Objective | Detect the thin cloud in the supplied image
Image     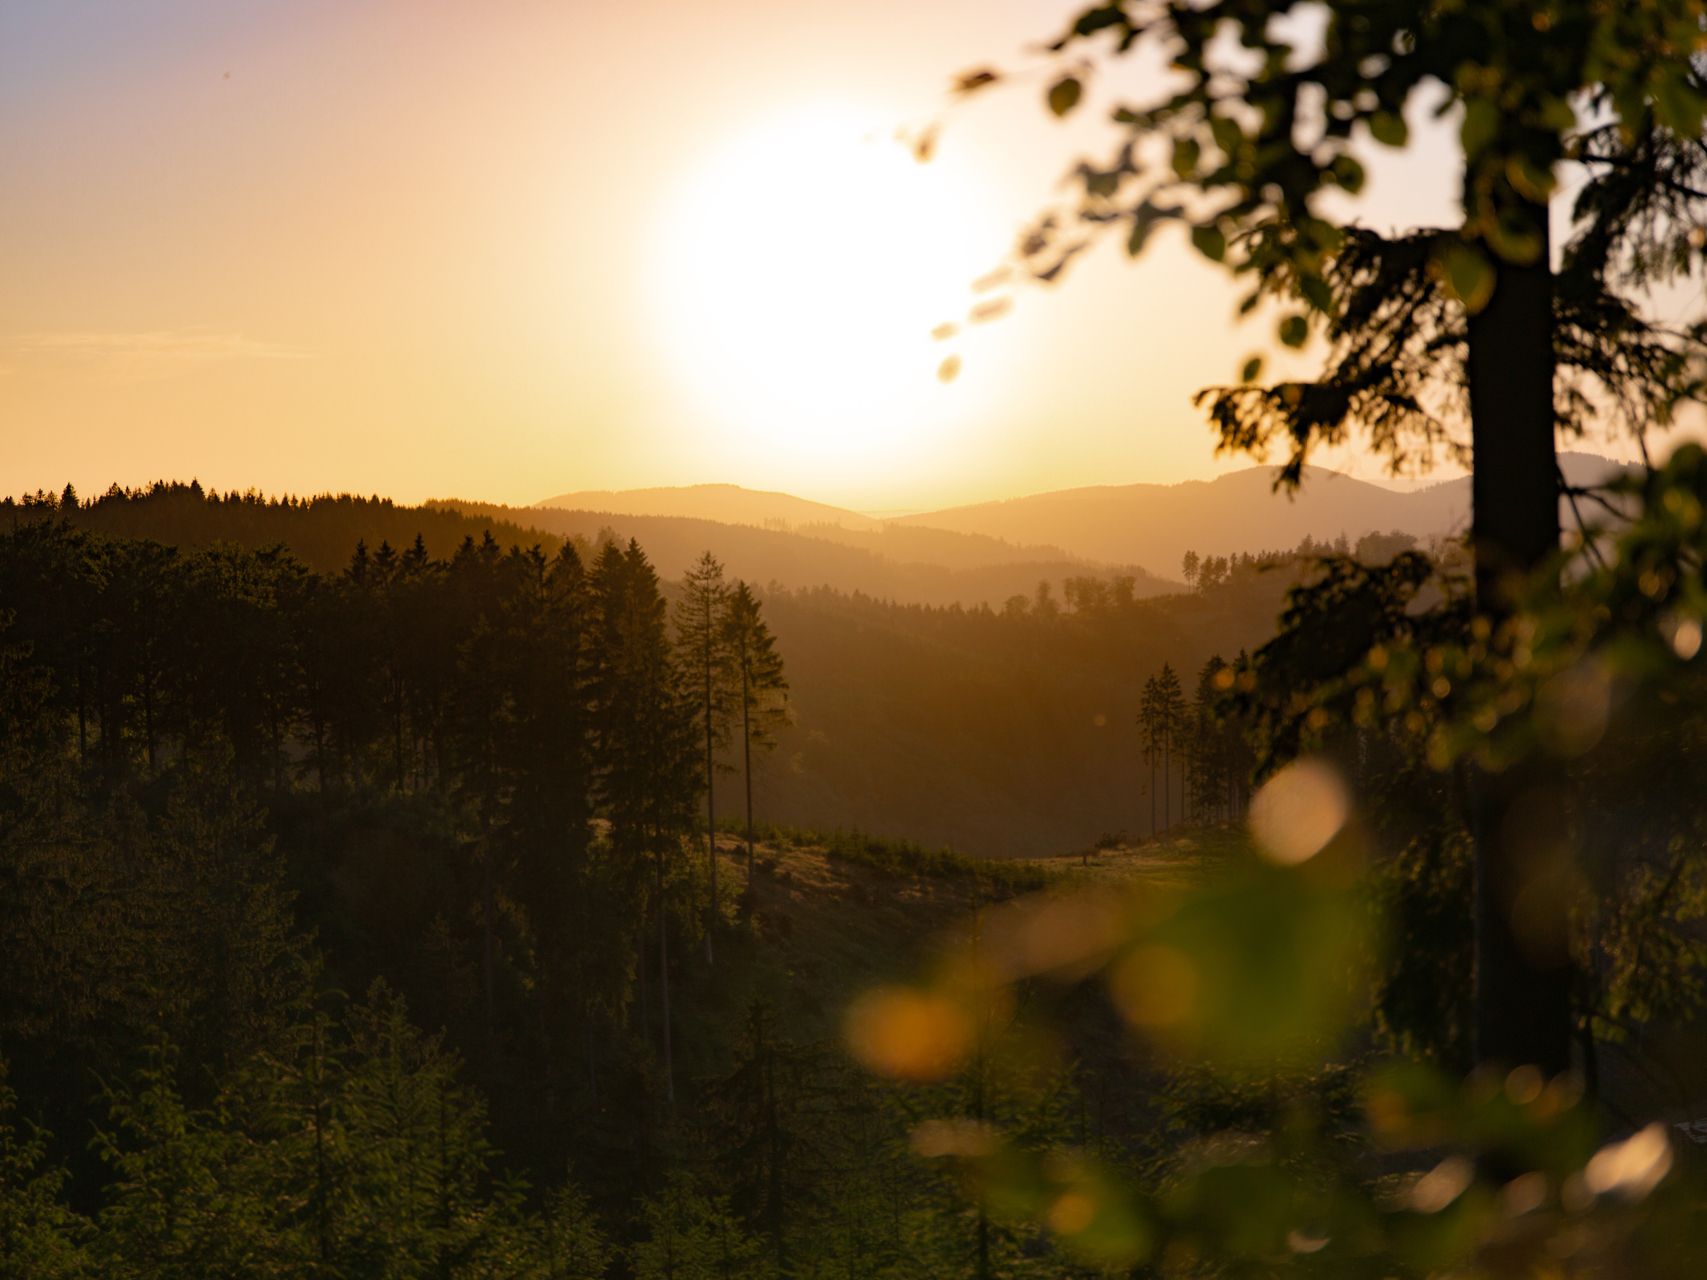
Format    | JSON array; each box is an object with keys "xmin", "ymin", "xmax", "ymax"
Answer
[{"xmin": 4, "ymin": 329, "xmax": 311, "ymax": 378}]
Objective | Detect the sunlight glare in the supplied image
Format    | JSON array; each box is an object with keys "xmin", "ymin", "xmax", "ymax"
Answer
[{"xmin": 651, "ymin": 103, "xmax": 1000, "ymax": 474}]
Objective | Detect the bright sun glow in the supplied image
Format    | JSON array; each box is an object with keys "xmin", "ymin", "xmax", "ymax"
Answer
[{"xmin": 652, "ymin": 103, "xmax": 1001, "ymax": 471}]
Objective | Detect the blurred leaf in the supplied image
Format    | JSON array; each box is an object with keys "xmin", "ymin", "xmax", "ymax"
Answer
[
  {"xmin": 1437, "ymin": 242, "xmax": 1495, "ymax": 311},
  {"xmin": 1279, "ymin": 314, "xmax": 1310, "ymax": 348},
  {"xmin": 1191, "ymin": 223, "xmax": 1227, "ymax": 262},
  {"xmin": 1369, "ymin": 110, "xmax": 1409, "ymax": 147},
  {"xmin": 1461, "ymin": 99, "xmax": 1499, "ymax": 158},
  {"xmin": 1329, "ymin": 154, "xmax": 1366, "ymax": 194},
  {"xmin": 1240, "ymin": 355, "xmax": 1264, "ymax": 383},
  {"xmin": 936, "ymin": 354, "xmax": 962, "ymax": 383},
  {"xmin": 1300, "ymin": 272, "xmax": 1335, "ymax": 316},
  {"xmin": 1048, "ymin": 76, "xmax": 1083, "ymax": 117},
  {"xmin": 1171, "ymin": 136, "xmax": 1201, "ymax": 178}
]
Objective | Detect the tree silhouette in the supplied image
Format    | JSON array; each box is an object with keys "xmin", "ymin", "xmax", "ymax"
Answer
[
  {"xmin": 968, "ymin": 0, "xmax": 1707, "ymax": 1073},
  {"xmin": 720, "ymin": 581, "xmax": 789, "ymax": 894},
  {"xmin": 588, "ymin": 539, "xmax": 699, "ymax": 1107},
  {"xmin": 675, "ymin": 551, "xmax": 734, "ymax": 961},
  {"xmin": 1138, "ymin": 674, "xmax": 1161, "ymax": 835},
  {"xmin": 1156, "ymin": 663, "xmax": 1186, "ymax": 832}
]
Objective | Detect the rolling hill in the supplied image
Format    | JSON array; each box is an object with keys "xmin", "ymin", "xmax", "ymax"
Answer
[
  {"xmin": 533, "ymin": 483, "xmax": 881, "ymax": 530},
  {"xmin": 896, "ymin": 453, "xmax": 1632, "ymax": 576},
  {"xmin": 454, "ymin": 499, "xmax": 1171, "ymax": 607}
]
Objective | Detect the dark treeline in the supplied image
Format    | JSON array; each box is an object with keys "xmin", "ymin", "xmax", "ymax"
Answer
[
  {"xmin": 10, "ymin": 482, "xmax": 1317, "ymax": 855},
  {"xmin": 1137, "ymin": 658, "xmax": 1256, "ymax": 836},
  {"xmin": 0, "ymin": 507, "xmax": 1146, "ymax": 1277},
  {"xmin": 9, "ymin": 480, "xmax": 569, "ymax": 575},
  {"xmin": 755, "ymin": 564, "xmax": 1295, "ymax": 855}
]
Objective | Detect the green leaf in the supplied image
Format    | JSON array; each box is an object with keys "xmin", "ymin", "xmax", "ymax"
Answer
[
  {"xmin": 1437, "ymin": 242, "xmax": 1495, "ymax": 312},
  {"xmin": 1073, "ymin": 6, "xmax": 1126, "ymax": 38},
  {"xmin": 1300, "ymin": 272, "xmax": 1334, "ymax": 315},
  {"xmin": 1369, "ymin": 110, "xmax": 1409, "ymax": 148},
  {"xmin": 1240, "ymin": 355, "xmax": 1264, "ymax": 383},
  {"xmin": 1505, "ymin": 154, "xmax": 1556, "ymax": 203},
  {"xmin": 1486, "ymin": 208, "xmax": 1543, "ymax": 266},
  {"xmin": 1191, "ymin": 223, "xmax": 1227, "ymax": 263},
  {"xmin": 1171, "ymin": 136, "xmax": 1201, "ymax": 178},
  {"xmin": 1461, "ymin": 99, "xmax": 1499, "ymax": 159},
  {"xmin": 1654, "ymin": 74, "xmax": 1706, "ymax": 137},
  {"xmin": 1538, "ymin": 95, "xmax": 1577, "ymax": 134},
  {"xmin": 1209, "ymin": 114, "xmax": 1244, "ymax": 157},
  {"xmin": 1048, "ymin": 77, "xmax": 1083, "ymax": 118},
  {"xmin": 1279, "ymin": 314, "xmax": 1309, "ymax": 348},
  {"xmin": 1329, "ymin": 154, "xmax": 1366, "ymax": 194}
]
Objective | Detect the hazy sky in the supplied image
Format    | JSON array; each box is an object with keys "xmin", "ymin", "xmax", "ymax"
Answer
[{"xmin": 4, "ymin": 0, "xmax": 1495, "ymax": 511}]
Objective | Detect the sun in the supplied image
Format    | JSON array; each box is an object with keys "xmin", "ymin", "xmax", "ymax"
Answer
[{"xmin": 650, "ymin": 102, "xmax": 1001, "ymax": 472}]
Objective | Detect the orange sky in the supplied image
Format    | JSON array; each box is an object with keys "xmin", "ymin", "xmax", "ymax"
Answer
[{"xmin": 0, "ymin": 0, "xmax": 1597, "ymax": 513}]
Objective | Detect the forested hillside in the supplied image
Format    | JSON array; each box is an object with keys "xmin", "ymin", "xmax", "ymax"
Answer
[
  {"xmin": 0, "ymin": 503, "xmax": 1182, "ymax": 1276},
  {"xmin": 10, "ymin": 481, "xmax": 1164, "ymax": 610},
  {"xmin": 6, "ymin": 483, "xmax": 1304, "ymax": 854}
]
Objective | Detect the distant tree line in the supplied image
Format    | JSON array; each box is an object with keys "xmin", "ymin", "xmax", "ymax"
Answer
[
  {"xmin": 1137, "ymin": 658, "xmax": 1256, "ymax": 837},
  {"xmin": 1180, "ymin": 530, "xmax": 1420, "ymax": 593}
]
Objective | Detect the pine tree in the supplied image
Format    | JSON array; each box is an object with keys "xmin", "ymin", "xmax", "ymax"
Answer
[
  {"xmin": 1138, "ymin": 675, "xmax": 1161, "ymax": 836},
  {"xmin": 589, "ymin": 540, "xmax": 698, "ymax": 1107},
  {"xmin": 720, "ymin": 581, "xmax": 789, "ymax": 895},
  {"xmin": 1156, "ymin": 664, "xmax": 1187, "ymax": 832},
  {"xmin": 674, "ymin": 551, "xmax": 734, "ymax": 962},
  {"xmin": 90, "ymin": 1041, "xmax": 276, "ymax": 1278},
  {"xmin": 629, "ymin": 1174, "xmax": 772, "ymax": 1280}
]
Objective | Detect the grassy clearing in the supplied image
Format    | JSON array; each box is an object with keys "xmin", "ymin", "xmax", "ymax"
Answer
[{"xmin": 717, "ymin": 819, "xmax": 1051, "ymax": 892}]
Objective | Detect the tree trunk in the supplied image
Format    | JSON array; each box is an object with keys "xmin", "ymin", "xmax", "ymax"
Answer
[
  {"xmin": 1465, "ymin": 202, "xmax": 1571, "ymax": 1075},
  {"xmin": 658, "ymin": 853, "xmax": 675, "ymax": 1109},
  {"xmin": 704, "ymin": 618, "xmax": 717, "ymax": 964},
  {"xmin": 1162, "ymin": 728, "xmax": 1171, "ymax": 833},
  {"xmin": 743, "ymin": 656, "xmax": 756, "ymax": 895}
]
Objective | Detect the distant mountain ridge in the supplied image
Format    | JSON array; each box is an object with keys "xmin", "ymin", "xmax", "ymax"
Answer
[
  {"xmin": 894, "ymin": 452, "xmax": 1632, "ymax": 574},
  {"xmin": 448, "ymin": 499, "xmax": 1168, "ymax": 608},
  {"xmin": 534, "ymin": 483, "xmax": 881, "ymax": 531},
  {"xmin": 535, "ymin": 454, "xmax": 1632, "ymax": 578}
]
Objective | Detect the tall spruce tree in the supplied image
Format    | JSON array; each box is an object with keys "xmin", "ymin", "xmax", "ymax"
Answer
[
  {"xmin": 1138, "ymin": 674, "xmax": 1161, "ymax": 835},
  {"xmin": 720, "ymin": 581, "xmax": 789, "ymax": 893},
  {"xmin": 589, "ymin": 540, "xmax": 698, "ymax": 1106},
  {"xmin": 1156, "ymin": 663, "xmax": 1186, "ymax": 833},
  {"xmin": 674, "ymin": 551, "xmax": 734, "ymax": 962}
]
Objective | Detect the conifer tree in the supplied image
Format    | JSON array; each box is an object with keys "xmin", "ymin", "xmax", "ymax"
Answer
[
  {"xmin": 90, "ymin": 1042, "xmax": 275, "ymax": 1278},
  {"xmin": 674, "ymin": 551, "xmax": 734, "ymax": 960},
  {"xmin": 720, "ymin": 581, "xmax": 789, "ymax": 893},
  {"xmin": 1138, "ymin": 674, "xmax": 1161, "ymax": 835},
  {"xmin": 589, "ymin": 540, "xmax": 698, "ymax": 1106},
  {"xmin": 629, "ymin": 1174, "xmax": 771, "ymax": 1280}
]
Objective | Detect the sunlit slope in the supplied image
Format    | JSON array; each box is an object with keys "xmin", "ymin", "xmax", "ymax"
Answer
[
  {"xmin": 534, "ymin": 483, "xmax": 883, "ymax": 531},
  {"xmin": 679, "ymin": 826, "xmax": 1225, "ymax": 1050},
  {"xmin": 452, "ymin": 499, "xmax": 1170, "ymax": 607}
]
